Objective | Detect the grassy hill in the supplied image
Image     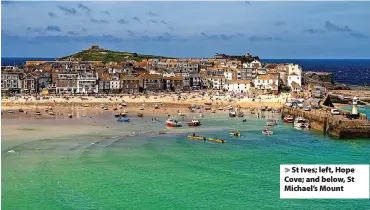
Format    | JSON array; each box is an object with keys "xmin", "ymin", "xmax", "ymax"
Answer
[{"xmin": 57, "ymin": 46, "xmax": 171, "ymax": 63}]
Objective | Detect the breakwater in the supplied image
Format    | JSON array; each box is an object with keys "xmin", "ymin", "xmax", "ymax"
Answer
[{"xmin": 282, "ymin": 107, "xmax": 370, "ymax": 139}]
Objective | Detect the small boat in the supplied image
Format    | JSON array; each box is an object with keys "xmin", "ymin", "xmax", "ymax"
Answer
[
  {"xmin": 45, "ymin": 109, "xmax": 49, "ymax": 113},
  {"xmin": 237, "ymin": 112, "xmax": 244, "ymax": 117},
  {"xmin": 113, "ymin": 108, "xmax": 118, "ymax": 111},
  {"xmin": 84, "ymin": 104, "xmax": 90, "ymax": 107},
  {"xmin": 187, "ymin": 135, "xmax": 206, "ymax": 141},
  {"xmin": 260, "ymin": 106, "xmax": 267, "ymax": 111},
  {"xmin": 120, "ymin": 110, "xmax": 128, "ymax": 117},
  {"xmin": 35, "ymin": 111, "xmax": 41, "ymax": 115},
  {"xmin": 103, "ymin": 107, "xmax": 108, "ymax": 110},
  {"xmin": 211, "ymin": 109, "xmax": 216, "ymax": 113},
  {"xmin": 294, "ymin": 117, "xmax": 310, "ymax": 129},
  {"xmin": 140, "ymin": 106, "xmax": 145, "ymax": 111},
  {"xmin": 229, "ymin": 111, "xmax": 236, "ymax": 117},
  {"xmin": 7, "ymin": 110, "xmax": 13, "ymax": 114},
  {"xmin": 218, "ymin": 107, "xmax": 223, "ymax": 110},
  {"xmin": 114, "ymin": 113, "xmax": 120, "ymax": 118},
  {"xmin": 266, "ymin": 107, "xmax": 272, "ymax": 111},
  {"xmin": 121, "ymin": 103, "xmax": 127, "ymax": 107},
  {"xmin": 227, "ymin": 105, "xmax": 233, "ymax": 110},
  {"xmin": 262, "ymin": 128, "xmax": 273, "ymax": 135},
  {"xmin": 204, "ymin": 102, "xmax": 212, "ymax": 106},
  {"xmin": 205, "ymin": 105, "xmax": 212, "ymax": 110},
  {"xmin": 18, "ymin": 109, "xmax": 24, "ymax": 113},
  {"xmin": 188, "ymin": 118, "xmax": 201, "ymax": 126},
  {"xmin": 283, "ymin": 115, "xmax": 294, "ymax": 123},
  {"xmin": 166, "ymin": 118, "xmax": 182, "ymax": 127},
  {"xmin": 207, "ymin": 137, "xmax": 226, "ymax": 144},
  {"xmin": 274, "ymin": 108, "xmax": 281, "ymax": 113},
  {"xmin": 137, "ymin": 113, "xmax": 143, "ymax": 117},
  {"xmin": 230, "ymin": 131, "xmax": 240, "ymax": 137},
  {"xmin": 178, "ymin": 112, "xmax": 185, "ymax": 116},
  {"xmin": 117, "ymin": 117, "xmax": 130, "ymax": 122},
  {"xmin": 68, "ymin": 114, "xmax": 72, "ymax": 118},
  {"xmin": 266, "ymin": 120, "xmax": 277, "ymax": 126},
  {"xmin": 49, "ymin": 112, "xmax": 55, "ymax": 115},
  {"xmin": 242, "ymin": 119, "xmax": 247, "ymax": 122},
  {"xmin": 154, "ymin": 104, "xmax": 159, "ymax": 109},
  {"xmin": 159, "ymin": 131, "xmax": 166, "ymax": 135}
]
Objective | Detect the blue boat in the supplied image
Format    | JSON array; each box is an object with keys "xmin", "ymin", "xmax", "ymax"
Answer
[{"xmin": 117, "ymin": 117, "xmax": 130, "ymax": 122}]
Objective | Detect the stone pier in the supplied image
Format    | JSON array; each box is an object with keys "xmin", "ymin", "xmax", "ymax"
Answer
[{"xmin": 282, "ymin": 107, "xmax": 370, "ymax": 139}]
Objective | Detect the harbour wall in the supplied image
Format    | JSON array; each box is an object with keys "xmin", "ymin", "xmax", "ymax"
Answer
[{"xmin": 282, "ymin": 107, "xmax": 370, "ymax": 139}]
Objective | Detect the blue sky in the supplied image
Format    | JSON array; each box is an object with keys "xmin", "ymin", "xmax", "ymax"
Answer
[{"xmin": 1, "ymin": 1, "xmax": 370, "ymax": 58}]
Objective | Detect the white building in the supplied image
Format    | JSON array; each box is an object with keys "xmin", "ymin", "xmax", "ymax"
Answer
[
  {"xmin": 223, "ymin": 80, "xmax": 252, "ymax": 93},
  {"xmin": 287, "ymin": 64, "xmax": 302, "ymax": 88},
  {"xmin": 243, "ymin": 60, "xmax": 262, "ymax": 69},
  {"xmin": 224, "ymin": 71, "xmax": 233, "ymax": 80},
  {"xmin": 110, "ymin": 75, "xmax": 121, "ymax": 91},
  {"xmin": 209, "ymin": 76, "xmax": 226, "ymax": 90},
  {"xmin": 253, "ymin": 75, "xmax": 279, "ymax": 91},
  {"xmin": 77, "ymin": 72, "xmax": 98, "ymax": 93}
]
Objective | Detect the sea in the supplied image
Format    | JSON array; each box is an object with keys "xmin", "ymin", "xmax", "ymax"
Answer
[
  {"xmin": 1, "ymin": 57, "xmax": 370, "ymax": 85},
  {"xmin": 2, "ymin": 108, "xmax": 370, "ymax": 209}
]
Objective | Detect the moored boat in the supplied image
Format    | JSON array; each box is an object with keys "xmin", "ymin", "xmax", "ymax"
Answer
[
  {"xmin": 227, "ymin": 104, "xmax": 233, "ymax": 110},
  {"xmin": 137, "ymin": 112, "xmax": 143, "ymax": 117},
  {"xmin": 266, "ymin": 119, "xmax": 277, "ymax": 126},
  {"xmin": 68, "ymin": 114, "xmax": 72, "ymax": 118},
  {"xmin": 49, "ymin": 112, "xmax": 55, "ymax": 116},
  {"xmin": 187, "ymin": 135, "xmax": 206, "ymax": 141},
  {"xmin": 294, "ymin": 117, "xmax": 310, "ymax": 129},
  {"xmin": 154, "ymin": 104, "xmax": 159, "ymax": 109},
  {"xmin": 229, "ymin": 111, "xmax": 236, "ymax": 117},
  {"xmin": 166, "ymin": 118, "xmax": 182, "ymax": 127},
  {"xmin": 18, "ymin": 109, "xmax": 24, "ymax": 113},
  {"xmin": 237, "ymin": 111, "xmax": 244, "ymax": 117},
  {"xmin": 205, "ymin": 105, "xmax": 212, "ymax": 110},
  {"xmin": 120, "ymin": 110, "xmax": 128, "ymax": 117},
  {"xmin": 8, "ymin": 110, "xmax": 13, "ymax": 114},
  {"xmin": 117, "ymin": 117, "xmax": 130, "ymax": 122},
  {"xmin": 262, "ymin": 128, "xmax": 273, "ymax": 135},
  {"xmin": 283, "ymin": 115, "xmax": 294, "ymax": 123},
  {"xmin": 187, "ymin": 117, "xmax": 201, "ymax": 126},
  {"xmin": 230, "ymin": 131, "xmax": 240, "ymax": 137},
  {"xmin": 207, "ymin": 137, "xmax": 227, "ymax": 144}
]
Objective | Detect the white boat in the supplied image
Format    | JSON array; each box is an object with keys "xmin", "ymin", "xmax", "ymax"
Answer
[
  {"xmin": 7, "ymin": 110, "xmax": 13, "ymax": 114},
  {"xmin": 266, "ymin": 120, "xmax": 277, "ymax": 126},
  {"xmin": 262, "ymin": 128, "xmax": 273, "ymax": 135},
  {"xmin": 294, "ymin": 117, "xmax": 310, "ymax": 129},
  {"xmin": 103, "ymin": 107, "xmax": 108, "ymax": 110},
  {"xmin": 178, "ymin": 112, "xmax": 185, "ymax": 116},
  {"xmin": 229, "ymin": 111, "xmax": 236, "ymax": 117},
  {"xmin": 227, "ymin": 105, "xmax": 233, "ymax": 110}
]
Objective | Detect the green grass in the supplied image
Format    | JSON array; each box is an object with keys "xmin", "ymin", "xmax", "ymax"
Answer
[{"xmin": 57, "ymin": 48, "xmax": 172, "ymax": 63}]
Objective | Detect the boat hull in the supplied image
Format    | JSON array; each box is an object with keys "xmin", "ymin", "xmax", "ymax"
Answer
[{"xmin": 187, "ymin": 122, "xmax": 201, "ymax": 126}]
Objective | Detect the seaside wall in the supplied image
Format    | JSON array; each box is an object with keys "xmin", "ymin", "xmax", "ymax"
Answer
[{"xmin": 282, "ymin": 107, "xmax": 370, "ymax": 139}]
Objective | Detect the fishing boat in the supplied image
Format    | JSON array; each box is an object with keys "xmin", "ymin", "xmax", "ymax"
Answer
[
  {"xmin": 237, "ymin": 111, "xmax": 244, "ymax": 117},
  {"xmin": 7, "ymin": 110, "xmax": 13, "ymax": 114},
  {"xmin": 140, "ymin": 106, "xmax": 145, "ymax": 111},
  {"xmin": 120, "ymin": 110, "xmax": 128, "ymax": 117},
  {"xmin": 49, "ymin": 112, "xmax": 55, "ymax": 116},
  {"xmin": 83, "ymin": 104, "xmax": 90, "ymax": 107},
  {"xmin": 205, "ymin": 105, "xmax": 212, "ymax": 110},
  {"xmin": 266, "ymin": 119, "xmax": 277, "ymax": 126},
  {"xmin": 68, "ymin": 114, "xmax": 73, "ymax": 118},
  {"xmin": 283, "ymin": 115, "xmax": 294, "ymax": 123},
  {"xmin": 178, "ymin": 111, "xmax": 186, "ymax": 116},
  {"xmin": 242, "ymin": 119, "xmax": 247, "ymax": 122},
  {"xmin": 154, "ymin": 104, "xmax": 159, "ymax": 109},
  {"xmin": 260, "ymin": 106, "xmax": 267, "ymax": 111},
  {"xmin": 18, "ymin": 109, "xmax": 24, "ymax": 113},
  {"xmin": 262, "ymin": 128, "xmax": 273, "ymax": 135},
  {"xmin": 207, "ymin": 137, "xmax": 227, "ymax": 144},
  {"xmin": 274, "ymin": 108, "xmax": 281, "ymax": 113},
  {"xmin": 218, "ymin": 107, "xmax": 224, "ymax": 110},
  {"xmin": 294, "ymin": 117, "xmax": 310, "ymax": 129},
  {"xmin": 117, "ymin": 117, "xmax": 130, "ymax": 122},
  {"xmin": 230, "ymin": 126, "xmax": 241, "ymax": 136},
  {"xmin": 137, "ymin": 112, "xmax": 143, "ymax": 117},
  {"xmin": 266, "ymin": 107, "xmax": 272, "ymax": 111},
  {"xmin": 114, "ymin": 113, "xmax": 120, "ymax": 118},
  {"xmin": 121, "ymin": 103, "xmax": 127, "ymax": 107},
  {"xmin": 229, "ymin": 111, "xmax": 236, "ymax": 117},
  {"xmin": 35, "ymin": 111, "xmax": 41, "ymax": 115},
  {"xmin": 204, "ymin": 102, "xmax": 212, "ymax": 106},
  {"xmin": 166, "ymin": 118, "xmax": 182, "ymax": 127},
  {"xmin": 187, "ymin": 117, "xmax": 201, "ymax": 126},
  {"xmin": 103, "ymin": 107, "xmax": 108, "ymax": 110},
  {"xmin": 187, "ymin": 135, "xmax": 206, "ymax": 141}
]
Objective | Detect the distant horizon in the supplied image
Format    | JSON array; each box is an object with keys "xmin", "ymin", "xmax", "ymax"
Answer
[{"xmin": 1, "ymin": 57, "xmax": 370, "ymax": 60}]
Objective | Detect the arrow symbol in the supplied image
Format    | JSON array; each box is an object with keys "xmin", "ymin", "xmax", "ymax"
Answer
[{"xmin": 285, "ymin": 168, "xmax": 290, "ymax": 173}]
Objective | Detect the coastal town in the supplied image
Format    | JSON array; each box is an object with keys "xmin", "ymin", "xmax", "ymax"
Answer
[
  {"xmin": 1, "ymin": 45, "xmax": 318, "ymax": 96},
  {"xmin": 1, "ymin": 45, "xmax": 370, "ymax": 139}
]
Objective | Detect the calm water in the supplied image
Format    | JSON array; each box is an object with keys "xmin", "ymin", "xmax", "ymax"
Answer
[{"xmin": 2, "ymin": 109, "xmax": 370, "ymax": 209}]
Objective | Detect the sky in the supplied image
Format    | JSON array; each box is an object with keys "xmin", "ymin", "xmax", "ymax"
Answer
[{"xmin": 1, "ymin": 1, "xmax": 370, "ymax": 59}]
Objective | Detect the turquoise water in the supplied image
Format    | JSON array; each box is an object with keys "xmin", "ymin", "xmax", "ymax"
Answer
[{"xmin": 2, "ymin": 110, "xmax": 370, "ymax": 209}]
